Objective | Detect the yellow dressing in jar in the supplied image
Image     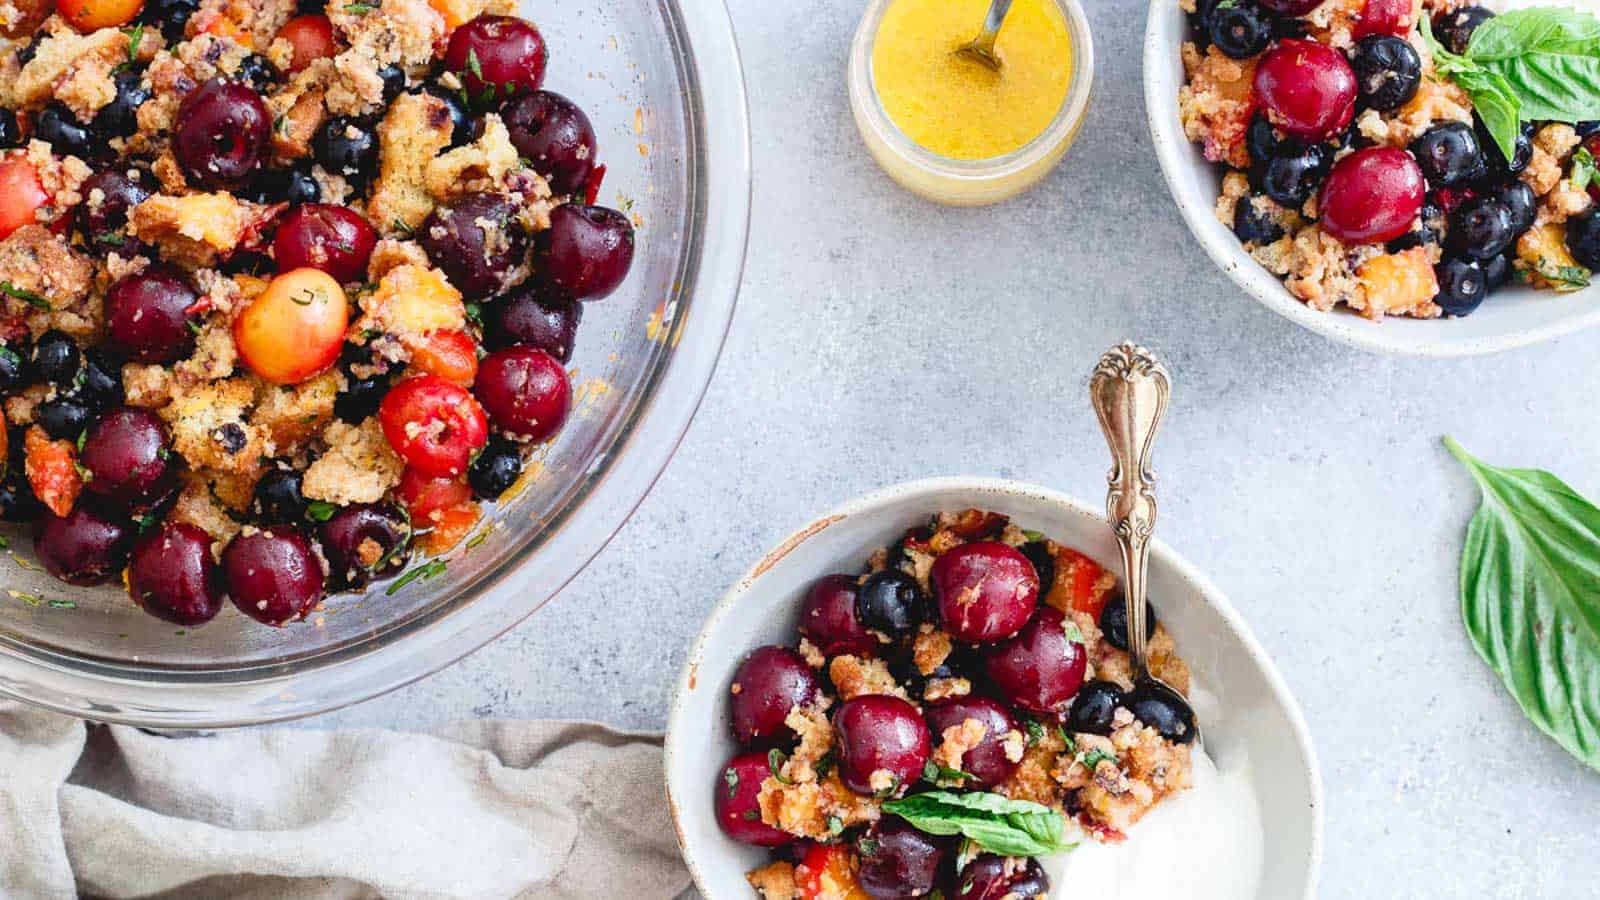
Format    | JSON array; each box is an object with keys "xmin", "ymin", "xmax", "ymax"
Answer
[{"xmin": 871, "ymin": 0, "xmax": 1074, "ymax": 161}]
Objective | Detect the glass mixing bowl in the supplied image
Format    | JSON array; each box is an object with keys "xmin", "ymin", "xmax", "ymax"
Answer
[{"xmin": 0, "ymin": 1, "xmax": 750, "ymax": 727}]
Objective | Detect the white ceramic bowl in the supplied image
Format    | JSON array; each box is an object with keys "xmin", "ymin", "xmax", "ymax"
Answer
[
  {"xmin": 664, "ymin": 477, "xmax": 1322, "ymax": 898},
  {"xmin": 1143, "ymin": 0, "xmax": 1600, "ymax": 356}
]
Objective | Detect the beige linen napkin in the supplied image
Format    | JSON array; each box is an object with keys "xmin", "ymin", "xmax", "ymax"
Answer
[{"xmin": 0, "ymin": 701, "xmax": 691, "ymax": 899}]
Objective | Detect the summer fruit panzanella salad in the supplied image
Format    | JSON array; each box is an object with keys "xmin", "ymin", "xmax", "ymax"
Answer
[
  {"xmin": 720, "ymin": 510, "xmax": 1198, "ymax": 900},
  {"xmin": 1181, "ymin": 0, "xmax": 1600, "ymax": 320},
  {"xmin": 0, "ymin": 0, "xmax": 634, "ymax": 626}
]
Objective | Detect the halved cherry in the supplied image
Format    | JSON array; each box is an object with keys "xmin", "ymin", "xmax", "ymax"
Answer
[
  {"xmin": 1319, "ymin": 146, "xmax": 1425, "ymax": 244},
  {"xmin": 395, "ymin": 465, "xmax": 473, "ymax": 525},
  {"xmin": 278, "ymin": 15, "xmax": 337, "ymax": 74},
  {"xmin": 1354, "ymin": 0, "xmax": 1412, "ymax": 38},
  {"xmin": 378, "ymin": 375, "xmax": 489, "ymax": 477},
  {"xmin": 0, "ymin": 155, "xmax": 48, "ymax": 241},
  {"xmin": 234, "ymin": 268, "xmax": 350, "ymax": 385},
  {"xmin": 59, "ymin": 0, "xmax": 143, "ymax": 31}
]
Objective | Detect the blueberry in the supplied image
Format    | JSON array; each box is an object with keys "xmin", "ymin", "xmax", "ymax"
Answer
[
  {"xmin": 36, "ymin": 397, "xmax": 91, "ymax": 441},
  {"xmin": 1482, "ymin": 253, "xmax": 1512, "ymax": 292},
  {"xmin": 0, "ymin": 109, "xmax": 21, "ymax": 150},
  {"xmin": 377, "ymin": 65, "xmax": 407, "ymax": 102},
  {"xmin": 1066, "ymin": 680, "xmax": 1124, "ymax": 736},
  {"xmin": 1435, "ymin": 257, "xmax": 1488, "ymax": 316},
  {"xmin": 415, "ymin": 83, "xmax": 473, "ymax": 146},
  {"xmin": 1578, "ymin": 121, "xmax": 1600, "ymax": 138},
  {"xmin": 1448, "ymin": 197, "xmax": 1514, "ymax": 261},
  {"xmin": 856, "ymin": 569, "xmax": 926, "ymax": 639},
  {"xmin": 79, "ymin": 348, "xmax": 124, "ymax": 410},
  {"xmin": 1476, "ymin": 117, "xmax": 1533, "ymax": 178},
  {"xmin": 1246, "ymin": 115, "xmax": 1280, "ymax": 165},
  {"xmin": 334, "ymin": 373, "xmax": 388, "ymax": 423},
  {"xmin": 140, "ymin": 0, "xmax": 200, "ymax": 42},
  {"xmin": 1435, "ymin": 5, "xmax": 1494, "ymax": 55},
  {"xmin": 1208, "ymin": 3, "xmax": 1271, "ymax": 59},
  {"xmin": 1100, "ymin": 595, "xmax": 1157, "ymax": 652},
  {"xmin": 94, "ymin": 69, "xmax": 151, "ymax": 141},
  {"xmin": 33, "ymin": 104, "xmax": 96, "ymax": 160},
  {"xmin": 14, "ymin": 35, "xmax": 42, "ymax": 67},
  {"xmin": 234, "ymin": 54, "xmax": 278, "ymax": 94},
  {"xmin": 1411, "ymin": 122, "xmax": 1483, "ymax": 187},
  {"xmin": 468, "ymin": 438, "xmax": 523, "ymax": 500},
  {"xmin": 245, "ymin": 166, "xmax": 322, "ymax": 204},
  {"xmin": 1489, "ymin": 180, "xmax": 1536, "ymax": 237},
  {"xmin": 1126, "ymin": 680, "xmax": 1198, "ymax": 744},
  {"xmin": 1233, "ymin": 195, "xmax": 1285, "ymax": 244},
  {"xmin": 1019, "ymin": 540, "xmax": 1055, "ymax": 593},
  {"xmin": 252, "ymin": 466, "xmax": 309, "ymax": 523},
  {"xmin": 1566, "ymin": 212, "xmax": 1600, "ymax": 269},
  {"xmin": 1350, "ymin": 35, "xmax": 1421, "ymax": 112},
  {"xmin": 313, "ymin": 117, "xmax": 380, "ymax": 182},
  {"xmin": 33, "ymin": 331, "xmax": 79, "ymax": 387},
  {"xmin": 0, "ymin": 343, "xmax": 27, "ymax": 394},
  {"xmin": 1259, "ymin": 142, "xmax": 1330, "ymax": 207}
]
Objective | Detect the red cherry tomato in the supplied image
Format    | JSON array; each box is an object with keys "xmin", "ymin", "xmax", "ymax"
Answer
[
  {"xmin": 278, "ymin": 15, "xmax": 337, "ymax": 73},
  {"xmin": 396, "ymin": 466, "xmax": 473, "ymax": 524},
  {"xmin": 405, "ymin": 329, "xmax": 479, "ymax": 386},
  {"xmin": 0, "ymin": 155, "xmax": 49, "ymax": 241},
  {"xmin": 378, "ymin": 375, "xmax": 489, "ymax": 477}
]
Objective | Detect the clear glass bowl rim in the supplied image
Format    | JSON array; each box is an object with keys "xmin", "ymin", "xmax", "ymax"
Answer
[{"xmin": 0, "ymin": 0, "xmax": 753, "ymax": 728}]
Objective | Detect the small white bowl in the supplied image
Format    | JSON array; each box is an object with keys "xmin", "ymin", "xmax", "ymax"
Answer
[
  {"xmin": 1143, "ymin": 0, "xmax": 1600, "ymax": 357},
  {"xmin": 664, "ymin": 477, "xmax": 1321, "ymax": 899}
]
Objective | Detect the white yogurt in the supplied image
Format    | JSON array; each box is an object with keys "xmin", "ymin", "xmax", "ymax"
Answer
[{"xmin": 1041, "ymin": 683, "xmax": 1264, "ymax": 899}]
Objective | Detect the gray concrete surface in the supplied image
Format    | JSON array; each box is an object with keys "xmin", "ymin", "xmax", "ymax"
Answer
[{"xmin": 319, "ymin": 1, "xmax": 1600, "ymax": 896}]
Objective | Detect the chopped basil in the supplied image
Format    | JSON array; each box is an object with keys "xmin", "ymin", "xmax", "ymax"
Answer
[
  {"xmin": 922, "ymin": 760, "xmax": 977, "ymax": 784},
  {"xmin": 0, "ymin": 282, "xmax": 51, "ymax": 310},
  {"xmin": 386, "ymin": 557, "xmax": 446, "ymax": 595},
  {"xmin": 306, "ymin": 501, "xmax": 337, "ymax": 522},
  {"xmin": 767, "ymin": 747, "xmax": 793, "ymax": 785},
  {"xmin": 723, "ymin": 767, "xmax": 739, "ymax": 799}
]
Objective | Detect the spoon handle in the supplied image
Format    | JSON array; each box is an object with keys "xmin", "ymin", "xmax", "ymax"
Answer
[
  {"xmin": 979, "ymin": 0, "xmax": 1016, "ymax": 42},
  {"xmin": 1090, "ymin": 342, "xmax": 1171, "ymax": 681}
]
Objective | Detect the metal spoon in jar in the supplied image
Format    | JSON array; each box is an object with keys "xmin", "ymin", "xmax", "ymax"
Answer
[
  {"xmin": 955, "ymin": 0, "xmax": 1015, "ymax": 71},
  {"xmin": 1089, "ymin": 342, "xmax": 1200, "ymax": 745}
]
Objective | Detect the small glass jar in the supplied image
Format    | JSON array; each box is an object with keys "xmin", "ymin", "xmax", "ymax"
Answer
[{"xmin": 848, "ymin": 0, "xmax": 1095, "ymax": 207}]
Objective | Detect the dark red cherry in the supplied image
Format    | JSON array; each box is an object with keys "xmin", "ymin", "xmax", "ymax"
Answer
[
  {"xmin": 1319, "ymin": 146, "xmax": 1425, "ymax": 244},
  {"xmin": 931, "ymin": 541, "xmax": 1039, "ymax": 644},
  {"xmin": 35, "ymin": 505, "xmax": 132, "ymax": 586},
  {"xmin": 79, "ymin": 408, "xmax": 178, "ymax": 506},
  {"xmin": 537, "ymin": 204, "xmax": 635, "ymax": 300},
  {"xmin": 272, "ymin": 204, "xmax": 378, "ymax": 284},
  {"xmin": 127, "ymin": 522, "xmax": 225, "ymax": 626},
  {"xmin": 173, "ymin": 79, "xmax": 271, "ymax": 189},
  {"xmin": 483, "ymin": 284, "xmax": 582, "ymax": 361},
  {"xmin": 1253, "ymin": 40, "xmax": 1357, "ymax": 141},
  {"xmin": 923, "ymin": 696, "xmax": 1021, "ymax": 788},
  {"xmin": 715, "ymin": 752, "xmax": 792, "ymax": 847},
  {"xmin": 502, "ymin": 90, "xmax": 596, "ymax": 196},
  {"xmin": 223, "ymin": 526, "xmax": 325, "ymax": 625},
  {"xmin": 832, "ymin": 694, "xmax": 930, "ymax": 797},
  {"xmin": 857, "ymin": 818, "xmax": 949, "ymax": 899},
  {"xmin": 104, "ymin": 265, "xmax": 199, "ymax": 364},
  {"xmin": 730, "ymin": 645, "xmax": 820, "ymax": 747},
  {"xmin": 952, "ymin": 854, "xmax": 1050, "ymax": 900},
  {"xmin": 985, "ymin": 607, "xmax": 1087, "ymax": 719},
  {"xmin": 78, "ymin": 168, "xmax": 152, "ymax": 250},
  {"xmin": 444, "ymin": 15, "xmax": 547, "ymax": 105},
  {"xmin": 799, "ymin": 573, "xmax": 878, "ymax": 657},
  {"xmin": 419, "ymin": 192, "xmax": 529, "ymax": 299},
  {"xmin": 473, "ymin": 346, "xmax": 571, "ymax": 442},
  {"xmin": 318, "ymin": 501, "xmax": 410, "ymax": 588}
]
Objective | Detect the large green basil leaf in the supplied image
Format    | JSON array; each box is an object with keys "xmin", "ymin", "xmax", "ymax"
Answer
[
  {"xmin": 1466, "ymin": 7, "xmax": 1600, "ymax": 61},
  {"xmin": 881, "ymin": 790, "xmax": 1074, "ymax": 857},
  {"xmin": 1446, "ymin": 437, "xmax": 1600, "ymax": 772},
  {"xmin": 1483, "ymin": 55, "xmax": 1600, "ymax": 122}
]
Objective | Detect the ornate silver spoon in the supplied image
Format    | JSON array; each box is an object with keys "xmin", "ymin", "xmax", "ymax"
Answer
[{"xmin": 1089, "ymin": 341, "xmax": 1199, "ymax": 745}]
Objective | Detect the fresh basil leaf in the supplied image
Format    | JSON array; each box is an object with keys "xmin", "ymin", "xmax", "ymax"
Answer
[
  {"xmin": 1457, "ymin": 66, "xmax": 1525, "ymax": 161},
  {"xmin": 1572, "ymin": 147, "xmax": 1600, "ymax": 190},
  {"xmin": 881, "ymin": 790, "xmax": 1074, "ymax": 857},
  {"xmin": 1445, "ymin": 437, "xmax": 1600, "ymax": 772},
  {"xmin": 1465, "ymin": 7, "xmax": 1600, "ymax": 62},
  {"xmin": 1484, "ymin": 55, "xmax": 1600, "ymax": 122}
]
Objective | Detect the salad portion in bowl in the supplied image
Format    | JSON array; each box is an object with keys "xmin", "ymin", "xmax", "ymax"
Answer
[
  {"xmin": 1179, "ymin": 0, "xmax": 1600, "ymax": 323},
  {"xmin": 668, "ymin": 480, "xmax": 1319, "ymax": 900}
]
